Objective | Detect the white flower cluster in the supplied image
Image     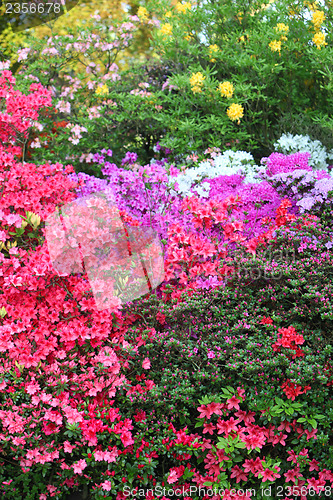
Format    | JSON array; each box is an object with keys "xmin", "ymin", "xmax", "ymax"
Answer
[
  {"xmin": 274, "ymin": 133, "xmax": 333, "ymax": 170},
  {"xmin": 0, "ymin": 60, "xmax": 11, "ymax": 71},
  {"xmin": 168, "ymin": 150, "xmax": 261, "ymax": 198}
]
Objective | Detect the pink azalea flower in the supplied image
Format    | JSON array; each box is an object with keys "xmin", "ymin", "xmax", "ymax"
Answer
[
  {"xmin": 142, "ymin": 357, "xmax": 151, "ymax": 369},
  {"xmin": 63, "ymin": 441, "xmax": 75, "ymax": 453},
  {"xmin": 230, "ymin": 465, "xmax": 248, "ymax": 483},
  {"xmin": 260, "ymin": 468, "xmax": 278, "ymax": 482},
  {"xmin": 226, "ymin": 395, "xmax": 241, "ymax": 410},
  {"xmin": 72, "ymin": 459, "xmax": 87, "ymax": 474},
  {"xmin": 167, "ymin": 469, "xmax": 178, "ymax": 484},
  {"xmin": 101, "ymin": 481, "xmax": 112, "ymax": 491}
]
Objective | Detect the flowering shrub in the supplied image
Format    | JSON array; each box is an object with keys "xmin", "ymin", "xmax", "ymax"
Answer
[
  {"xmin": 259, "ymin": 151, "xmax": 333, "ymax": 226},
  {"xmin": 267, "ymin": 169, "xmax": 333, "ymax": 217},
  {"xmin": 3, "ymin": 0, "xmax": 332, "ymax": 174},
  {"xmin": 168, "ymin": 149, "xmax": 261, "ymax": 200},
  {"xmin": 0, "ymin": 68, "xmax": 138, "ymax": 498},
  {"xmin": 259, "ymin": 152, "xmax": 313, "ymax": 177},
  {"xmin": 2, "ymin": 15, "xmax": 333, "ymax": 497},
  {"xmin": 1, "ymin": 13, "xmax": 163, "ymax": 172},
  {"xmin": 136, "ymin": 0, "xmax": 333, "ymax": 162},
  {"xmin": 2, "ymin": 137, "xmax": 333, "ymax": 498},
  {"xmin": 70, "ymin": 148, "xmax": 292, "ymax": 249},
  {"xmin": 112, "ymin": 206, "xmax": 333, "ymax": 499},
  {"xmin": 274, "ymin": 133, "xmax": 333, "ymax": 171}
]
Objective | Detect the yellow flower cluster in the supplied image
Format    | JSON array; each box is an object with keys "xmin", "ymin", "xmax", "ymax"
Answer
[
  {"xmin": 270, "ymin": 22, "xmax": 289, "ymax": 52},
  {"xmin": 309, "ymin": 8, "xmax": 327, "ymax": 50},
  {"xmin": 189, "ymin": 72, "xmax": 205, "ymax": 93},
  {"xmin": 0, "ymin": 240, "xmax": 17, "ymax": 252},
  {"xmin": 217, "ymin": 81, "xmax": 234, "ymax": 98},
  {"xmin": 306, "ymin": 1, "xmax": 319, "ymax": 12},
  {"xmin": 137, "ymin": 6, "xmax": 149, "ymax": 21},
  {"xmin": 160, "ymin": 23, "xmax": 173, "ymax": 36},
  {"xmin": 164, "ymin": 11, "xmax": 173, "ymax": 18},
  {"xmin": 208, "ymin": 44, "xmax": 219, "ymax": 62},
  {"xmin": 184, "ymin": 32, "xmax": 194, "ymax": 41},
  {"xmin": 312, "ymin": 31, "xmax": 327, "ymax": 49},
  {"xmin": 275, "ymin": 23, "xmax": 289, "ymax": 33},
  {"xmin": 311, "ymin": 10, "xmax": 325, "ymax": 29},
  {"xmin": 227, "ymin": 103, "xmax": 244, "ymax": 123},
  {"xmin": 288, "ymin": 8, "xmax": 299, "ymax": 17},
  {"xmin": 269, "ymin": 40, "xmax": 282, "ymax": 54},
  {"xmin": 95, "ymin": 84, "xmax": 109, "ymax": 96},
  {"xmin": 175, "ymin": 2, "xmax": 192, "ymax": 14},
  {"xmin": 21, "ymin": 211, "xmax": 41, "ymax": 229}
]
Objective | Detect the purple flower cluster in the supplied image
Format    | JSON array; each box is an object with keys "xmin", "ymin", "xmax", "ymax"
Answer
[
  {"xmin": 267, "ymin": 167, "xmax": 333, "ymax": 214},
  {"xmin": 68, "ymin": 171, "xmax": 108, "ymax": 197},
  {"xmin": 70, "ymin": 148, "xmax": 333, "ymax": 293},
  {"xmin": 260, "ymin": 152, "xmax": 312, "ymax": 176},
  {"xmin": 121, "ymin": 152, "xmax": 138, "ymax": 165},
  {"xmin": 71, "ymin": 150, "xmax": 185, "ymax": 242},
  {"xmin": 206, "ymin": 174, "xmax": 283, "ymax": 238}
]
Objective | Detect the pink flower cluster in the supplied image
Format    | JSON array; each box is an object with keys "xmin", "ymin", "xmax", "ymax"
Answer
[
  {"xmin": 161, "ymin": 194, "xmax": 247, "ymax": 302},
  {"xmin": 0, "ymin": 71, "xmax": 79, "ymax": 220},
  {"xmin": 0, "ymin": 70, "xmax": 51, "ymax": 150},
  {"xmin": 272, "ymin": 326, "xmax": 305, "ymax": 359},
  {"xmin": 160, "ymin": 389, "xmax": 333, "ymax": 499},
  {"xmin": 260, "ymin": 152, "xmax": 313, "ymax": 176},
  {"xmin": 0, "ymin": 71, "xmax": 153, "ymax": 493}
]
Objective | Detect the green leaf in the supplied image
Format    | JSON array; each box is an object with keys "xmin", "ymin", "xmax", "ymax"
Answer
[
  {"xmin": 216, "ymin": 442, "xmax": 226, "ymax": 449},
  {"xmin": 221, "ymin": 387, "xmax": 231, "ymax": 394},
  {"xmin": 235, "ymin": 442, "xmax": 246, "ymax": 448}
]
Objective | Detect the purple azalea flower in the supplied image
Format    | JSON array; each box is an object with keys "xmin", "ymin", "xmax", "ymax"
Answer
[{"xmin": 122, "ymin": 152, "xmax": 138, "ymax": 165}]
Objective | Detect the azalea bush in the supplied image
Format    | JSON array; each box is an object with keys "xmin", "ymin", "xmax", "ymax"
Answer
[
  {"xmin": 257, "ymin": 151, "xmax": 333, "ymax": 229},
  {"xmin": 109, "ymin": 205, "xmax": 333, "ymax": 498},
  {"xmin": 0, "ymin": 68, "xmax": 137, "ymax": 498},
  {"xmin": 274, "ymin": 133, "xmax": 333, "ymax": 171},
  {"xmin": 1, "ymin": 18, "xmax": 333, "ymax": 499}
]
